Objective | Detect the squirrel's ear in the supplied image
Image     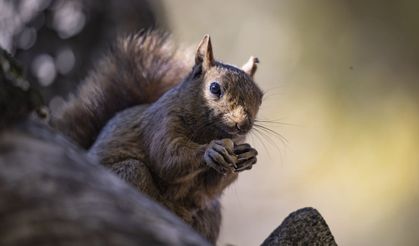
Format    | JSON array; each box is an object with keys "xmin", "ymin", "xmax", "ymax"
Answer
[
  {"xmin": 241, "ymin": 56, "xmax": 259, "ymax": 78},
  {"xmin": 195, "ymin": 34, "xmax": 215, "ymax": 70}
]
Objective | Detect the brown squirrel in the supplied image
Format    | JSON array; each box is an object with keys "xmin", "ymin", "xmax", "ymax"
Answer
[
  {"xmin": 53, "ymin": 31, "xmax": 263, "ymax": 244},
  {"xmin": 4, "ymin": 40, "xmax": 338, "ymax": 246}
]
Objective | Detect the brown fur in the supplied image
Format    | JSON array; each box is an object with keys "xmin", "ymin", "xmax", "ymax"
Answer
[
  {"xmin": 52, "ymin": 30, "xmax": 194, "ymax": 148},
  {"xmin": 60, "ymin": 32, "xmax": 263, "ymax": 244}
]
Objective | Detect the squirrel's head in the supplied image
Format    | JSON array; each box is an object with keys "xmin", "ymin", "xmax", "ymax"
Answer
[{"xmin": 190, "ymin": 35, "xmax": 263, "ymax": 136}]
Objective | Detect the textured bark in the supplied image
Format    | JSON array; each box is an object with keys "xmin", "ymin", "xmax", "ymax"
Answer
[
  {"xmin": 261, "ymin": 207, "xmax": 337, "ymax": 246},
  {"xmin": 0, "ymin": 121, "xmax": 209, "ymax": 246}
]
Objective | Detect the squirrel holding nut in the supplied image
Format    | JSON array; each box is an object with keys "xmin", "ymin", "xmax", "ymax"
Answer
[{"xmin": 53, "ymin": 31, "xmax": 263, "ymax": 244}]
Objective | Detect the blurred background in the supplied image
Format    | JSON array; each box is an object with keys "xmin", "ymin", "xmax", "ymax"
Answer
[{"xmin": 1, "ymin": 0, "xmax": 419, "ymax": 245}]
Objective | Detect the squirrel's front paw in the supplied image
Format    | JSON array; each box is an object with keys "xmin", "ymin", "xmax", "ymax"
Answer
[
  {"xmin": 204, "ymin": 139, "xmax": 237, "ymax": 174},
  {"xmin": 234, "ymin": 143, "xmax": 258, "ymax": 172}
]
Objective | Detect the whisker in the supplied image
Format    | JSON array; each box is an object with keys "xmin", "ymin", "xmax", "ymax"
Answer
[
  {"xmin": 255, "ymin": 119, "xmax": 300, "ymax": 127},
  {"xmin": 253, "ymin": 126, "xmax": 277, "ymax": 149},
  {"xmin": 251, "ymin": 125, "xmax": 285, "ymax": 163},
  {"xmin": 253, "ymin": 123, "xmax": 288, "ymax": 145},
  {"xmin": 249, "ymin": 127, "xmax": 271, "ymax": 157},
  {"xmin": 253, "ymin": 123, "xmax": 288, "ymax": 164}
]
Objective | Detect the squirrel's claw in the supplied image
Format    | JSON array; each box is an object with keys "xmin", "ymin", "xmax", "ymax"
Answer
[
  {"xmin": 204, "ymin": 139, "xmax": 238, "ymax": 174},
  {"xmin": 235, "ymin": 157, "xmax": 257, "ymax": 172},
  {"xmin": 204, "ymin": 140, "xmax": 258, "ymax": 174},
  {"xmin": 233, "ymin": 143, "xmax": 258, "ymax": 172}
]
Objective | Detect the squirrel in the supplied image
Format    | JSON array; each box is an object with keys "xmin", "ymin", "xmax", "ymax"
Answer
[
  {"xmin": 53, "ymin": 31, "xmax": 263, "ymax": 244},
  {"xmin": 3, "ymin": 36, "xmax": 337, "ymax": 246},
  {"xmin": 53, "ymin": 30, "xmax": 194, "ymax": 149}
]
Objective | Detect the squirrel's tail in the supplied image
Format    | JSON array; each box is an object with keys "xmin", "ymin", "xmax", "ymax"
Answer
[{"xmin": 52, "ymin": 30, "xmax": 194, "ymax": 148}]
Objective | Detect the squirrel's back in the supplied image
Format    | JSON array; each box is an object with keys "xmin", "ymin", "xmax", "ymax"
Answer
[{"xmin": 52, "ymin": 30, "xmax": 194, "ymax": 148}]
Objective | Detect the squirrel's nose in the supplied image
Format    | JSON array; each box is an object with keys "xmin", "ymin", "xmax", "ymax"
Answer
[{"xmin": 235, "ymin": 119, "xmax": 251, "ymax": 132}]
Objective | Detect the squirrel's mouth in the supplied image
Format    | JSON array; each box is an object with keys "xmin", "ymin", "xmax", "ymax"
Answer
[
  {"xmin": 214, "ymin": 120, "xmax": 251, "ymax": 137},
  {"xmin": 214, "ymin": 125, "xmax": 237, "ymax": 138},
  {"xmin": 222, "ymin": 125, "xmax": 249, "ymax": 136}
]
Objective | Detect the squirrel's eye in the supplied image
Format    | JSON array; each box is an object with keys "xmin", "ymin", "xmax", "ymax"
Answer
[{"xmin": 209, "ymin": 82, "xmax": 221, "ymax": 96}]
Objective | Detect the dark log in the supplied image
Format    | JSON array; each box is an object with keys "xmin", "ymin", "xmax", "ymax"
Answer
[
  {"xmin": 0, "ymin": 121, "xmax": 209, "ymax": 246},
  {"xmin": 261, "ymin": 207, "xmax": 337, "ymax": 245}
]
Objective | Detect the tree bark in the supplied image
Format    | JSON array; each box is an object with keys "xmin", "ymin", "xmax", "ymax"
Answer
[
  {"xmin": 0, "ymin": 121, "xmax": 209, "ymax": 246},
  {"xmin": 261, "ymin": 207, "xmax": 337, "ymax": 246}
]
